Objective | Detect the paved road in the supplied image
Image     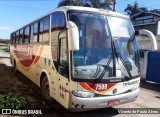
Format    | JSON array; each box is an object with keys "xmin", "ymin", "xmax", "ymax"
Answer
[{"xmin": 0, "ymin": 50, "xmax": 160, "ymax": 117}]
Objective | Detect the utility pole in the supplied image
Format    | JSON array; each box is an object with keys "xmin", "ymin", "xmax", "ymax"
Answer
[
  {"xmin": 107, "ymin": 0, "xmax": 116, "ymax": 12},
  {"xmin": 113, "ymin": 0, "xmax": 116, "ymax": 12}
]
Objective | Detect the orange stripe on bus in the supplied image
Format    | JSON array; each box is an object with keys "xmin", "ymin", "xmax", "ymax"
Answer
[
  {"xmin": 79, "ymin": 82, "xmax": 117, "ymax": 94},
  {"xmin": 98, "ymin": 84, "xmax": 117, "ymax": 94},
  {"xmin": 33, "ymin": 46, "xmax": 44, "ymax": 64},
  {"xmin": 79, "ymin": 82, "xmax": 95, "ymax": 92}
]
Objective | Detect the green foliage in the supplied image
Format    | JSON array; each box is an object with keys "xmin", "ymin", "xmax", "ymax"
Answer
[
  {"xmin": 124, "ymin": 1, "xmax": 148, "ymax": 17},
  {"xmin": 57, "ymin": 0, "xmax": 111, "ymax": 10},
  {"xmin": 0, "ymin": 92, "xmax": 28, "ymax": 109}
]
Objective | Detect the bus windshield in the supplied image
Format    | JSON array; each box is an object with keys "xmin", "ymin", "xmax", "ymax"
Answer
[{"xmin": 69, "ymin": 11, "xmax": 139, "ymax": 81}]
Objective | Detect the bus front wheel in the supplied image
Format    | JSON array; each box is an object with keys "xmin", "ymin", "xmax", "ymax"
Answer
[{"xmin": 41, "ymin": 76, "xmax": 53, "ymax": 102}]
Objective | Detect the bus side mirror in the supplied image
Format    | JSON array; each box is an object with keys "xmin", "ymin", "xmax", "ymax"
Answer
[
  {"xmin": 67, "ymin": 21, "xmax": 79, "ymax": 51},
  {"xmin": 135, "ymin": 30, "xmax": 139, "ymax": 36}
]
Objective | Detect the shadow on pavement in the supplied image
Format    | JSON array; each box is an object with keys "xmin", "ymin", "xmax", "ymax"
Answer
[
  {"xmin": 0, "ymin": 57, "xmax": 10, "ymax": 59},
  {"xmin": 140, "ymin": 80, "xmax": 160, "ymax": 92}
]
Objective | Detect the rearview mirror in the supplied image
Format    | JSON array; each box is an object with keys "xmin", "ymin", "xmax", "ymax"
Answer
[{"xmin": 67, "ymin": 21, "xmax": 79, "ymax": 51}]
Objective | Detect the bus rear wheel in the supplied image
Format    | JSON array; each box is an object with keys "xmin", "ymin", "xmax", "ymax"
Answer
[
  {"xmin": 41, "ymin": 76, "xmax": 53, "ymax": 102},
  {"xmin": 13, "ymin": 61, "xmax": 18, "ymax": 73}
]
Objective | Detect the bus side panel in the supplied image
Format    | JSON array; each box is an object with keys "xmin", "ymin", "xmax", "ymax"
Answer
[
  {"xmin": 51, "ymin": 30, "xmax": 61, "ymax": 102},
  {"xmin": 57, "ymin": 73, "xmax": 69, "ymax": 108},
  {"xmin": 35, "ymin": 45, "xmax": 59, "ymax": 102},
  {"xmin": 10, "ymin": 44, "xmax": 42, "ymax": 84},
  {"xmin": 28, "ymin": 44, "xmax": 45, "ymax": 84}
]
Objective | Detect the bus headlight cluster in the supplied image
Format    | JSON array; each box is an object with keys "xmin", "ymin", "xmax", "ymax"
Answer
[{"xmin": 72, "ymin": 90, "xmax": 95, "ymax": 98}]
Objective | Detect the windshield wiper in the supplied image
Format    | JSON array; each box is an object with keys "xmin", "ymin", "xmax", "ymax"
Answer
[
  {"xmin": 94, "ymin": 55, "xmax": 113, "ymax": 83},
  {"xmin": 113, "ymin": 42, "xmax": 133, "ymax": 79},
  {"xmin": 92, "ymin": 34, "xmax": 135, "ymax": 82}
]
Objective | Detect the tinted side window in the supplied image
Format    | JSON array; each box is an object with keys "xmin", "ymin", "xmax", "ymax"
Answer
[
  {"xmin": 19, "ymin": 29, "xmax": 24, "ymax": 44},
  {"xmin": 33, "ymin": 22, "xmax": 38, "ymax": 43},
  {"xmin": 39, "ymin": 16, "xmax": 50, "ymax": 43},
  {"xmin": 10, "ymin": 34, "xmax": 14, "ymax": 44},
  {"xmin": 44, "ymin": 16, "xmax": 50, "ymax": 32},
  {"xmin": 16, "ymin": 31, "xmax": 19, "ymax": 44},
  {"xmin": 24, "ymin": 26, "xmax": 30, "ymax": 43},
  {"xmin": 30, "ymin": 25, "xmax": 34, "ymax": 43},
  {"xmin": 51, "ymin": 12, "xmax": 65, "ymax": 30},
  {"xmin": 13, "ymin": 33, "xmax": 16, "ymax": 44},
  {"xmin": 43, "ymin": 16, "xmax": 50, "ymax": 43},
  {"xmin": 39, "ymin": 20, "xmax": 44, "ymax": 43}
]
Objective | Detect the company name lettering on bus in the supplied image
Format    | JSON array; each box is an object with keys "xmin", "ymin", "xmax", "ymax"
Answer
[
  {"xmin": 14, "ymin": 49, "xmax": 28, "ymax": 57},
  {"xmin": 60, "ymin": 85, "xmax": 68, "ymax": 99},
  {"xmin": 60, "ymin": 85, "xmax": 69, "ymax": 93},
  {"xmin": 15, "ymin": 47, "xmax": 30, "ymax": 57},
  {"xmin": 123, "ymin": 80, "xmax": 139, "ymax": 86},
  {"xmin": 109, "ymin": 79, "xmax": 122, "ymax": 82}
]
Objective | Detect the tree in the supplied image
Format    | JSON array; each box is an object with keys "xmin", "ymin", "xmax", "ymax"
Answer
[
  {"xmin": 124, "ymin": 1, "xmax": 148, "ymax": 17},
  {"xmin": 57, "ymin": 0, "xmax": 111, "ymax": 10},
  {"xmin": 87, "ymin": 0, "xmax": 111, "ymax": 9},
  {"xmin": 58, "ymin": 0, "xmax": 84, "ymax": 7}
]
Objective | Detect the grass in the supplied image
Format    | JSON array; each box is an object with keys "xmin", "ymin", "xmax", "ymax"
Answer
[{"xmin": 0, "ymin": 92, "xmax": 30, "ymax": 109}]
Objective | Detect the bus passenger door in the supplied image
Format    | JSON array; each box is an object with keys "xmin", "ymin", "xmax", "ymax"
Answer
[{"xmin": 57, "ymin": 30, "xmax": 70, "ymax": 108}]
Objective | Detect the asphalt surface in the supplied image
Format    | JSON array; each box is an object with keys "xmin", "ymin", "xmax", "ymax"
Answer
[{"xmin": 0, "ymin": 50, "xmax": 160, "ymax": 117}]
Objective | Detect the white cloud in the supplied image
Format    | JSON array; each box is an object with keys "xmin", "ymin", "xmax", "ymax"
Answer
[{"xmin": 0, "ymin": 24, "xmax": 14, "ymax": 32}]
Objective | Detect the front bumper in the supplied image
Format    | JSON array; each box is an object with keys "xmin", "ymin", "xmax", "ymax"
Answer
[{"xmin": 70, "ymin": 89, "xmax": 139, "ymax": 110}]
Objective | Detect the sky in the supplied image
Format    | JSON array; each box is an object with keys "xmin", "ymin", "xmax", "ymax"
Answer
[{"xmin": 0, "ymin": 0, "xmax": 160, "ymax": 39}]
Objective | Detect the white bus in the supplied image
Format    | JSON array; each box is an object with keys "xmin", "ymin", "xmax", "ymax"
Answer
[{"xmin": 10, "ymin": 6, "xmax": 140, "ymax": 110}]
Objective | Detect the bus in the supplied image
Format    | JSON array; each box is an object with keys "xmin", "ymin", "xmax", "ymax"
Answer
[{"xmin": 10, "ymin": 6, "xmax": 140, "ymax": 110}]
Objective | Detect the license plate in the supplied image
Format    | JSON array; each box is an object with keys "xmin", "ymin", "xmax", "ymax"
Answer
[{"xmin": 108, "ymin": 99, "xmax": 120, "ymax": 106}]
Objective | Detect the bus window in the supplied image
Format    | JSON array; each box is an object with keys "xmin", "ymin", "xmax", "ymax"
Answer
[
  {"xmin": 58, "ymin": 32, "xmax": 68, "ymax": 77},
  {"xmin": 51, "ymin": 12, "xmax": 66, "ymax": 68},
  {"xmin": 13, "ymin": 33, "xmax": 16, "ymax": 44},
  {"xmin": 51, "ymin": 12, "xmax": 65, "ymax": 30},
  {"xmin": 10, "ymin": 34, "xmax": 13, "ymax": 44},
  {"xmin": 24, "ymin": 26, "xmax": 30, "ymax": 43},
  {"xmin": 43, "ymin": 16, "xmax": 50, "ymax": 43},
  {"xmin": 19, "ymin": 29, "xmax": 24, "ymax": 44},
  {"xmin": 30, "ymin": 25, "xmax": 34, "ymax": 43},
  {"xmin": 33, "ymin": 22, "xmax": 38, "ymax": 43},
  {"xmin": 39, "ymin": 20, "xmax": 44, "ymax": 43},
  {"xmin": 16, "ymin": 31, "xmax": 19, "ymax": 44}
]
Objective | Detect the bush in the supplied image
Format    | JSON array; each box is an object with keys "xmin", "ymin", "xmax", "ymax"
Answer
[{"xmin": 0, "ymin": 92, "xmax": 28, "ymax": 109}]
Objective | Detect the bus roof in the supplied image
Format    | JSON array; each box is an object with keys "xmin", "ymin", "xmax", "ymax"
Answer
[
  {"xmin": 12, "ymin": 6, "xmax": 129, "ymax": 34},
  {"xmin": 55, "ymin": 6, "xmax": 128, "ymax": 18}
]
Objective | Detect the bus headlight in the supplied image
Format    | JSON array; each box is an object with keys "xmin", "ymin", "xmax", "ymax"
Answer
[{"xmin": 72, "ymin": 91, "xmax": 95, "ymax": 98}]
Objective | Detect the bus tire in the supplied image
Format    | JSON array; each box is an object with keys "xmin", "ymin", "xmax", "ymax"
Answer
[
  {"xmin": 13, "ymin": 60, "xmax": 18, "ymax": 73},
  {"xmin": 41, "ymin": 76, "xmax": 53, "ymax": 102}
]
